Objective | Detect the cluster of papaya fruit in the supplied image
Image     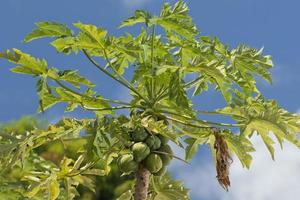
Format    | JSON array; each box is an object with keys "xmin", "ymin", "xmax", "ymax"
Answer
[{"xmin": 117, "ymin": 127, "xmax": 173, "ymax": 175}]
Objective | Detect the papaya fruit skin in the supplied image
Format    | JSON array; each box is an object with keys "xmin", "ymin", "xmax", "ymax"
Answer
[
  {"xmin": 152, "ymin": 136, "xmax": 161, "ymax": 150},
  {"xmin": 145, "ymin": 135, "xmax": 155, "ymax": 148},
  {"xmin": 158, "ymin": 135, "xmax": 169, "ymax": 145},
  {"xmin": 117, "ymin": 154, "xmax": 138, "ymax": 173},
  {"xmin": 158, "ymin": 145, "xmax": 173, "ymax": 166},
  {"xmin": 144, "ymin": 153, "xmax": 163, "ymax": 173},
  {"xmin": 130, "ymin": 128, "xmax": 148, "ymax": 142},
  {"xmin": 146, "ymin": 135, "xmax": 161, "ymax": 150},
  {"xmin": 132, "ymin": 142, "xmax": 150, "ymax": 162}
]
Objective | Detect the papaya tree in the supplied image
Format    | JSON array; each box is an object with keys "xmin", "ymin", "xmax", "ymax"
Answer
[{"xmin": 1, "ymin": 1, "xmax": 300, "ymax": 199}]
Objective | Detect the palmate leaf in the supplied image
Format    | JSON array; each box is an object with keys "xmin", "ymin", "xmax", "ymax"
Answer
[
  {"xmin": 149, "ymin": 174, "xmax": 190, "ymax": 200},
  {"xmin": 168, "ymin": 70, "xmax": 191, "ymax": 109},
  {"xmin": 23, "ymin": 155, "xmax": 99, "ymax": 200},
  {"xmin": 185, "ymin": 61, "xmax": 232, "ymax": 103},
  {"xmin": 50, "ymin": 37, "xmax": 77, "ymax": 54},
  {"xmin": 222, "ymin": 130, "xmax": 254, "ymax": 168},
  {"xmin": 1, "ymin": 49, "xmax": 100, "ymax": 112},
  {"xmin": 156, "ymin": 1, "xmax": 198, "ymax": 40},
  {"xmin": 24, "ymin": 21, "xmax": 73, "ymax": 43},
  {"xmin": 36, "ymin": 77, "xmax": 59, "ymax": 112},
  {"xmin": 54, "ymin": 87, "xmax": 111, "ymax": 112},
  {"xmin": 64, "ymin": 177, "xmax": 80, "ymax": 200},
  {"xmin": 120, "ymin": 1, "xmax": 198, "ymax": 40},
  {"xmin": 1, "ymin": 49, "xmax": 94, "ymax": 89},
  {"xmin": 184, "ymin": 137, "xmax": 208, "ymax": 161},
  {"xmin": 56, "ymin": 69, "xmax": 95, "ymax": 88},
  {"xmin": 74, "ymin": 23, "xmax": 107, "ymax": 48},
  {"xmin": 218, "ymin": 96, "xmax": 300, "ymax": 159},
  {"xmin": 198, "ymin": 37, "xmax": 273, "ymax": 97},
  {"xmin": 167, "ymin": 35, "xmax": 273, "ymax": 102},
  {"xmin": 116, "ymin": 190, "xmax": 134, "ymax": 200},
  {"xmin": 119, "ymin": 10, "xmax": 152, "ymax": 28},
  {"xmin": 1, "ymin": 49, "xmax": 47, "ymax": 75},
  {"xmin": 230, "ymin": 45, "xmax": 273, "ymax": 83},
  {"xmin": 34, "ymin": 21, "xmax": 139, "ymax": 75}
]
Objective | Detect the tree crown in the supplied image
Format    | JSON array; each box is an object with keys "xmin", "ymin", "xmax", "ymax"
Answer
[{"xmin": 1, "ymin": 1, "xmax": 300, "ymax": 199}]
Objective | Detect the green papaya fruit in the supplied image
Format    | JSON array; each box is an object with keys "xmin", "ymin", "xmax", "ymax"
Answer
[
  {"xmin": 158, "ymin": 145, "xmax": 173, "ymax": 166},
  {"xmin": 158, "ymin": 135, "xmax": 169, "ymax": 145},
  {"xmin": 145, "ymin": 135, "xmax": 155, "ymax": 147},
  {"xmin": 145, "ymin": 135, "xmax": 161, "ymax": 150},
  {"xmin": 117, "ymin": 154, "xmax": 138, "ymax": 173},
  {"xmin": 130, "ymin": 128, "xmax": 148, "ymax": 142},
  {"xmin": 132, "ymin": 142, "xmax": 150, "ymax": 162},
  {"xmin": 144, "ymin": 153, "xmax": 163, "ymax": 173}
]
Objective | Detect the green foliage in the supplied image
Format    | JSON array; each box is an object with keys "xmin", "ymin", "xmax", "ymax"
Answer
[
  {"xmin": 149, "ymin": 174, "xmax": 190, "ymax": 200},
  {"xmin": 24, "ymin": 21, "xmax": 73, "ymax": 43},
  {"xmin": 218, "ymin": 95, "xmax": 300, "ymax": 160},
  {"xmin": 0, "ymin": 116, "xmax": 135, "ymax": 200},
  {"xmin": 1, "ymin": 0, "xmax": 300, "ymax": 199}
]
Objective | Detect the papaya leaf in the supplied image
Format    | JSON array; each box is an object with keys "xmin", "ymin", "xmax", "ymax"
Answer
[
  {"xmin": 184, "ymin": 137, "xmax": 207, "ymax": 161},
  {"xmin": 156, "ymin": 1, "xmax": 198, "ymax": 40},
  {"xmin": 116, "ymin": 190, "xmax": 134, "ymax": 200},
  {"xmin": 57, "ymin": 70, "xmax": 95, "ymax": 88},
  {"xmin": 222, "ymin": 131, "xmax": 254, "ymax": 168},
  {"xmin": 36, "ymin": 78, "xmax": 59, "ymax": 112},
  {"xmin": 218, "ymin": 97, "xmax": 300, "ymax": 159},
  {"xmin": 168, "ymin": 70, "xmax": 191, "ymax": 109},
  {"xmin": 150, "ymin": 174, "xmax": 190, "ymax": 200},
  {"xmin": 47, "ymin": 175, "xmax": 60, "ymax": 200},
  {"xmin": 74, "ymin": 23, "xmax": 107, "ymax": 48},
  {"xmin": 51, "ymin": 37, "xmax": 77, "ymax": 54},
  {"xmin": 119, "ymin": 10, "xmax": 152, "ymax": 28},
  {"xmin": 24, "ymin": 21, "xmax": 73, "ymax": 43},
  {"xmin": 1, "ymin": 49, "xmax": 48, "ymax": 76},
  {"xmin": 185, "ymin": 61, "xmax": 232, "ymax": 103}
]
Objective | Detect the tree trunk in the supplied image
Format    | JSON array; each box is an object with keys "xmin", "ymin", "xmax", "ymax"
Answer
[{"xmin": 134, "ymin": 164, "xmax": 151, "ymax": 200}]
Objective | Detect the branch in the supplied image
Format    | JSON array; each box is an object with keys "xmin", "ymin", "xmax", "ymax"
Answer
[
  {"xmin": 83, "ymin": 50, "xmax": 148, "ymax": 102},
  {"xmin": 152, "ymin": 150, "xmax": 190, "ymax": 165},
  {"xmin": 160, "ymin": 109, "xmax": 240, "ymax": 128},
  {"xmin": 150, "ymin": 25, "xmax": 156, "ymax": 100},
  {"xmin": 82, "ymin": 105, "xmax": 134, "ymax": 111},
  {"xmin": 165, "ymin": 116, "xmax": 210, "ymax": 129},
  {"xmin": 55, "ymin": 80, "xmax": 131, "ymax": 106},
  {"xmin": 196, "ymin": 110, "xmax": 247, "ymax": 119},
  {"xmin": 184, "ymin": 76, "xmax": 202, "ymax": 89}
]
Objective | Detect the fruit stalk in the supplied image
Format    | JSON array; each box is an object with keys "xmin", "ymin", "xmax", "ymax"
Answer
[{"xmin": 134, "ymin": 164, "xmax": 151, "ymax": 200}]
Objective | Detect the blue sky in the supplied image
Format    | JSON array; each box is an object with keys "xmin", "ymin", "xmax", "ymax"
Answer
[{"xmin": 1, "ymin": 0, "xmax": 300, "ymax": 199}]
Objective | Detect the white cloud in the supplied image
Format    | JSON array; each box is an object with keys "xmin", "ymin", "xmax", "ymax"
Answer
[{"xmin": 170, "ymin": 135, "xmax": 300, "ymax": 200}]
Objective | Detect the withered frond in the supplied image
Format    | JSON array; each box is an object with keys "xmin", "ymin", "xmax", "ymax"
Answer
[{"xmin": 213, "ymin": 129, "xmax": 232, "ymax": 191}]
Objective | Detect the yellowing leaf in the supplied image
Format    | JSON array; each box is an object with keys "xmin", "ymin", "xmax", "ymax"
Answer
[
  {"xmin": 24, "ymin": 21, "xmax": 73, "ymax": 43},
  {"xmin": 1, "ymin": 49, "xmax": 48, "ymax": 75},
  {"xmin": 74, "ymin": 23, "xmax": 107, "ymax": 48},
  {"xmin": 48, "ymin": 177, "xmax": 60, "ymax": 200}
]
